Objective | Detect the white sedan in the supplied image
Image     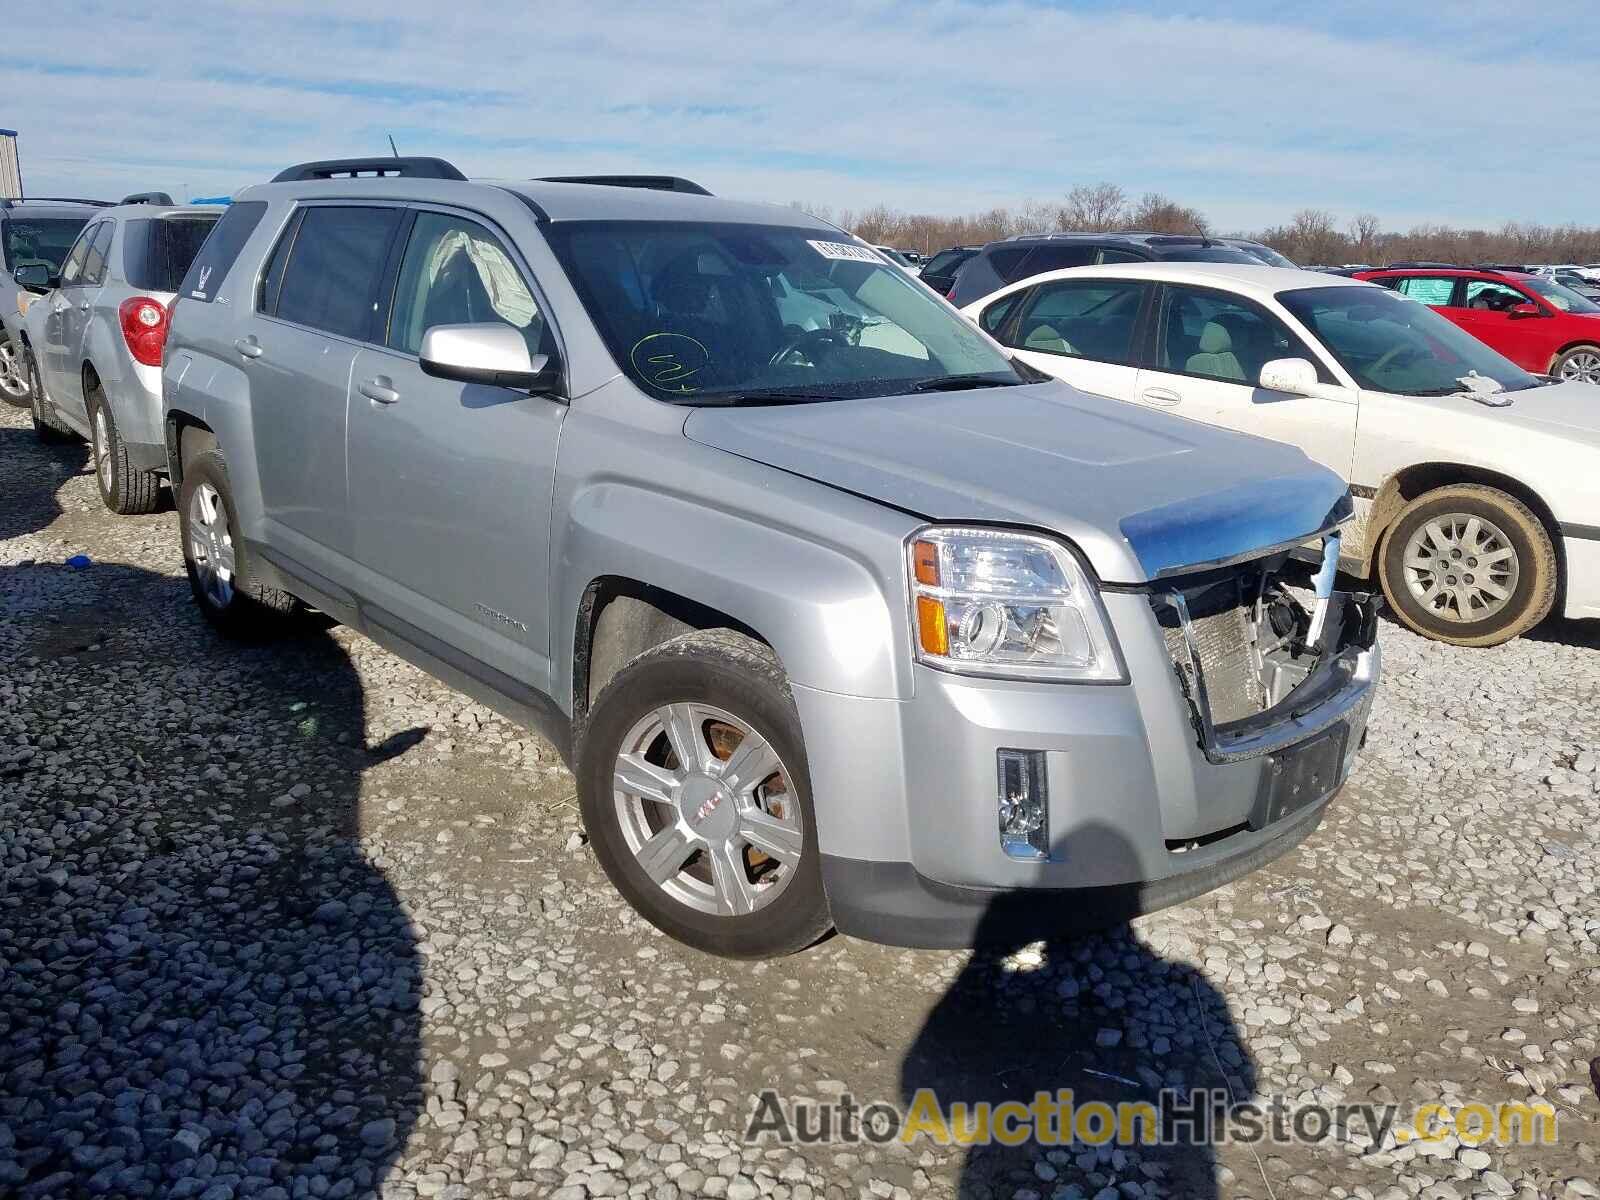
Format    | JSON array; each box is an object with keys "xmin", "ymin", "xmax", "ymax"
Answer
[{"xmin": 962, "ymin": 262, "xmax": 1600, "ymax": 646}]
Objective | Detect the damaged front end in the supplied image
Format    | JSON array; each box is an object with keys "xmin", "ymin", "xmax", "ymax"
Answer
[{"xmin": 1152, "ymin": 534, "xmax": 1380, "ymax": 770}]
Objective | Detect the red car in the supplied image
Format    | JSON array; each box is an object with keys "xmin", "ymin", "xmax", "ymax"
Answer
[{"xmin": 1354, "ymin": 267, "xmax": 1600, "ymax": 384}]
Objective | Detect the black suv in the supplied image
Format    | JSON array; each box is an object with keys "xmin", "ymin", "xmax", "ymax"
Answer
[
  {"xmin": 918, "ymin": 245, "xmax": 981, "ymax": 295},
  {"xmin": 946, "ymin": 232, "xmax": 1258, "ymax": 307}
]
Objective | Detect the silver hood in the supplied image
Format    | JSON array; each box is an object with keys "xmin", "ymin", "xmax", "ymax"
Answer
[{"xmin": 684, "ymin": 381, "xmax": 1351, "ymax": 584}]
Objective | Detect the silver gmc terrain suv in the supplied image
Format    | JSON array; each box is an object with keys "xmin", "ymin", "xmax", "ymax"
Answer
[{"xmin": 160, "ymin": 157, "xmax": 1381, "ymax": 957}]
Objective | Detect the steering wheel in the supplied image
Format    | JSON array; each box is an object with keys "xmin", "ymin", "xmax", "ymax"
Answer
[
  {"xmin": 1370, "ymin": 343, "xmax": 1419, "ymax": 375},
  {"xmin": 769, "ymin": 328, "xmax": 845, "ymax": 368}
]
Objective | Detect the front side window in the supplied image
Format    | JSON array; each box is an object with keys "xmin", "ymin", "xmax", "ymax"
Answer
[
  {"xmin": 1279, "ymin": 285, "xmax": 1542, "ymax": 396},
  {"xmin": 1393, "ymin": 276, "xmax": 1458, "ymax": 306},
  {"xmin": 1157, "ymin": 287, "xmax": 1304, "ymax": 383},
  {"xmin": 1463, "ymin": 279, "xmax": 1531, "ymax": 312},
  {"xmin": 1007, "ymin": 279, "xmax": 1146, "ymax": 364},
  {"xmin": 543, "ymin": 221, "xmax": 1027, "ymax": 404},
  {"xmin": 387, "ymin": 212, "xmax": 544, "ymax": 357},
  {"xmin": 2, "ymin": 217, "xmax": 89, "ymax": 274},
  {"xmin": 274, "ymin": 206, "xmax": 403, "ymax": 341}
]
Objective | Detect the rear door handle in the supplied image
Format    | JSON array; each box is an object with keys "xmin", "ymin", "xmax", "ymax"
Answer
[
  {"xmin": 359, "ymin": 376, "xmax": 399, "ymax": 405},
  {"xmin": 1142, "ymin": 387, "xmax": 1182, "ymax": 405},
  {"xmin": 77, "ymin": 302, "xmax": 91, "ymax": 312},
  {"xmin": 233, "ymin": 337, "xmax": 263, "ymax": 359}
]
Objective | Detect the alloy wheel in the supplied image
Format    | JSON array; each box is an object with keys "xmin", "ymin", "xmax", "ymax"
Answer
[
  {"xmin": 1558, "ymin": 350, "xmax": 1600, "ymax": 385},
  {"xmin": 611, "ymin": 702, "xmax": 804, "ymax": 916},
  {"xmin": 1401, "ymin": 513, "xmax": 1519, "ymax": 623},
  {"xmin": 93, "ymin": 408, "xmax": 112, "ymax": 493},
  {"xmin": 0, "ymin": 337, "xmax": 28, "ymax": 401},
  {"xmin": 188, "ymin": 482, "xmax": 237, "ymax": 609}
]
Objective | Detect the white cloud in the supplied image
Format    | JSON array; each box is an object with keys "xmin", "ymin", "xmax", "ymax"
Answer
[{"xmin": 5, "ymin": 1, "xmax": 1597, "ymax": 232}]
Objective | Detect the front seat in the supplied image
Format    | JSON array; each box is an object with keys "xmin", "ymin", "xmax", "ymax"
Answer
[
  {"xmin": 1022, "ymin": 323, "xmax": 1075, "ymax": 355},
  {"xmin": 1186, "ymin": 321, "xmax": 1245, "ymax": 381},
  {"xmin": 423, "ymin": 246, "xmax": 494, "ymax": 331}
]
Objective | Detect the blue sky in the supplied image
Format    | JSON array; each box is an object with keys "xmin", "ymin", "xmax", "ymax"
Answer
[{"xmin": 4, "ymin": 1, "xmax": 1598, "ymax": 232}]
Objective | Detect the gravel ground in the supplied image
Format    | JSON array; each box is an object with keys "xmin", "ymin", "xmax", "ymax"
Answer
[{"xmin": 1, "ymin": 400, "xmax": 1597, "ymax": 1200}]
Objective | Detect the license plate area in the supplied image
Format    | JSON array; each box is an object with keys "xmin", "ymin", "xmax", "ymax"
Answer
[{"xmin": 1249, "ymin": 723, "xmax": 1348, "ymax": 830}]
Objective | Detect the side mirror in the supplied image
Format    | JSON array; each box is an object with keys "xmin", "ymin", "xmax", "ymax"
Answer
[
  {"xmin": 1509, "ymin": 302, "xmax": 1542, "ymax": 319},
  {"xmin": 1258, "ymin": 357, "xmax": 1319, "ymax": 395},
  {"xmin": 13, "ymin": 264, "xmax": 57, "ymax": 293},
  {"xmin": 419, "ymin": 323, "xmax": 560, "ymax": 393}
]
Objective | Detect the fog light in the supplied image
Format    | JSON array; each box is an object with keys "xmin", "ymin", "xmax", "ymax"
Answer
[{"xmin": 997, "ymin": 748, "xmax": 1049, "ymax": 860}]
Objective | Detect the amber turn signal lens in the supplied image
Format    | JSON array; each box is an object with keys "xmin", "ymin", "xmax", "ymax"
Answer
[
  {"xmin": 916, "ymin": 595, "xmax": 949, "ymax": 656},
  {"xmin": 912, "ymin": 539, "xmax": 940, "ymax": 586}
]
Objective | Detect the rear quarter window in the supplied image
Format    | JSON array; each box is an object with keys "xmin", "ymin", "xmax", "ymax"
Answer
[
  {"xmin": 125, "ymin": 217, "xmax": 219, "ymax": 293},
  {"xmin": 177, "ymin": 201, "xmax": 267, "ymax": 303}
]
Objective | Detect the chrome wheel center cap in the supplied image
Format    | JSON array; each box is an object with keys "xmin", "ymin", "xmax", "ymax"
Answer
[{"xmin": 679, "ymin": 775, "xmax": 737, "ymax": 841}]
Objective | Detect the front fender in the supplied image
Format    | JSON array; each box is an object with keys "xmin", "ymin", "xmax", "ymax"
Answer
[{"xmin": 555, "ymin": 477, "xmax": 915, "ymax": 712}]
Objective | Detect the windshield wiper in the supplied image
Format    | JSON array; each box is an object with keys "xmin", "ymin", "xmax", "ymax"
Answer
[
  {"xmin": 703, "ymin": 389, "xmax": 849, "ymax": 407},
  {"xmin": 900, "ymin": 374, "xmax": 1024, "ymax": 394}
]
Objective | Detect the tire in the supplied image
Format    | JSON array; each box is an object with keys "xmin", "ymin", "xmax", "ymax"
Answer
[
  {"xmin": 25, "ymin": 348, "xmax": 74, "ymax": 443},
  {"xmin": 1551, "ymin": 344, "xmax": 1600, "ymax": 386},
  {"xmin": 177, "ymin": 448, "xmax": 299, "ymax": 637},
  {"xmin": 1378, "ymin": 484, "xmax": 1557, "ymax": 647},
  {"xmin": 577, "ymin": 629, "xmax": 832, "ymax": 958},
  {"xmin": 0, "ymin": 330, "xmax": 30, "ymax": 407},
  {"xmin": 87, "ymin": 385, "xmax": 162, "ymax": 515}
]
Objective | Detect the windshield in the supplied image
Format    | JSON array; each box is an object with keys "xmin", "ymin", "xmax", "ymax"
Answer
[
  {"xmin": 1278, "ymin": 284, "xmax": 1543, "ymax": 395},
  {"xmin": 3, "ymin": 217, "xmax": 90, "ymax": 274},
  {"xmin": 1518, "ymin": 274, "xmax": 1600, "ymax": 314},
  {"xmin": 543, "ymin": 221, "xmax": 1027, "ymax": 404}
]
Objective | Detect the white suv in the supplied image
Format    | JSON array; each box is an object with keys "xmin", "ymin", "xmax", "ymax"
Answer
[{"xmin": 963, "ymin": 262, "xmax": 1600, "ymax": 646}]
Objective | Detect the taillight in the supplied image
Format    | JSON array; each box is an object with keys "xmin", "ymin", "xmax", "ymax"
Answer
[
  {"xmin": 118, "ymin": 297, "xmax": 169, "ymax": 367},
  {"xmin": 945, "ymin": 286, "xmax": 957, "ymax": 301}
]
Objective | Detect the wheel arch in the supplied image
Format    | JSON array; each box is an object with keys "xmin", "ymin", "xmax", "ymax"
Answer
[
  {"xmin": 1367, "ymin": 461, "xmax": 1565, "ymax": 593},
  {"xmin": 163, "ymin": 411, "xmax": 218, "ymax": 494},
  {"xmin": 1547, "ymin": 340, "xmax": 1600, "ymax": 373}
]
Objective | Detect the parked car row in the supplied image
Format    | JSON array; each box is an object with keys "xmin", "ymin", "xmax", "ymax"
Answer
[
  {"xmin": 956, "ymin": 260, "xmax": 1600, "ymax": 646},
  {"xmin": 15, "ymin": 157, "xmax": 1382, "ymax": 956}
]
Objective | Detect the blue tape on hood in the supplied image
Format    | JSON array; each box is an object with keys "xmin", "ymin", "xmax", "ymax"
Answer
[{"xmin": 1120, "ymin": 472, "xmax": 1353, "ymax": 579}]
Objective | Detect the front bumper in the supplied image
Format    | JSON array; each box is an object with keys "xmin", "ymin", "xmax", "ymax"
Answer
[
  {"xmin": 1564, "ymin": 533, "xmax": 1600, "ymax": 621},
  {"xmin": 804, "ymin": 588, "xmax": 1380, "ymax": 949}
]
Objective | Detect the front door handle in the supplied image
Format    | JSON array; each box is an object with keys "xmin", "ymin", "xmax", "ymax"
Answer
[
  {"xmin": 1142, "ymin": 387, "xmax": 1182, "ymax": 406},
  {"xmin": 233, "ymin": 336, "xmax": 263, "ymax": 359},
  {"xmin": 78, "ymin": 302, "xmax": 91, "ymax": 312},
  {"xmin": 359, "ymin": 376, "xmax": 400, "ymax": 405}
]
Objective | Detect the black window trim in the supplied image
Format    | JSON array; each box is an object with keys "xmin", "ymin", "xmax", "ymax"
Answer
[
  {"xmin": 256, "ymin": 200, "xmax": 409, "ymax": 349},
  {"xmin": 1148, "ymin": 281, "xmax": 1338, "ymax": 387}
]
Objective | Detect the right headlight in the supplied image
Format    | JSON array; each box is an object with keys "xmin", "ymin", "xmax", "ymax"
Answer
[{"xmin": 906, "ymin": 526, "xmax": 1125, "ymax": 683}]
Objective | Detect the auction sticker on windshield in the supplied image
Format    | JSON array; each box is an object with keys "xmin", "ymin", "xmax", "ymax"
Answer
[{"xmin": 808, "ymin": 240, "xmax": 886, "ymax": 264}]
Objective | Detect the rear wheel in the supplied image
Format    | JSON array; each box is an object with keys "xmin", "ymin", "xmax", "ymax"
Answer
[
  {"xmin": 88, "ymin": 386, "xmax": 162, "ymax": 514},
  {"xmin": 1378, "ymin": 484, "xmax": 1556, "ymax": 646},
  {"xmin": 578, "ymin": 629, "xmax": 831, "ymax": 958},
  {"xmin": 177, "ymin": 449, "xmax": 298, "ymax": 637},
  {"xmin": 1553, "ymin": 344, "xmax": 1600, "ymax": 385},
  {"xmin": 0, "ymin": 331, "xmax": 30, "ymax": 406}
]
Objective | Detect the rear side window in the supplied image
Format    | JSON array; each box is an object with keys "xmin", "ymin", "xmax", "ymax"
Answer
[
  {"xmin": 987, "ymin": 247, "xmax": 1033, "ymax": 283},
  {"xmin": 1017, "ymin": 245, "xmax": 1097, "ymax": 276},
  {"xmin": 179, "ymin": 201, "xmax": 267, "ymax": 303},
  {"xmin": 1010, "ymin": 279, "xmax": 1148, "ymax": 364},
  {"xmin": 125, "ymin": 217, "xmax": 219, "ymax": 293},
  {"xmin": 979, "ymin": 289, "xmax": 1025, "ymax": 335},
  {"xmin": 273, "ymin": 206, "xmax": 403, "ymax": 341},
  {"xmin": 1393, "ymin": 276, "xmax": 1458, "ymax": 306}
]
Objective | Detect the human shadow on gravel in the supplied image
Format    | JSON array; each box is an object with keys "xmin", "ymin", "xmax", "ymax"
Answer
[
  {"xmin": 0, "ymin": 441, "xmax": 426, "ymax": 1198},
  {"xmin": 900, "ymin": 826, "xmax": 1257, "ymax": 1200}
]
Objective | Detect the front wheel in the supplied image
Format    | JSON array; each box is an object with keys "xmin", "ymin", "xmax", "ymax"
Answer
[
  {"xmin": 1378, "ymin": 484, "xmax": 1557, "ymax": 647},
  {"xmin": 577, "ymin": 629, "xmax": 832, "ymax": 958},
  {"xmin": 0, "ymin": 331, "xmax": 30, "ymax": 407},
  {"xmin": 1553, "ymin": 344, "xmax": 1600, "ymax": 385}
]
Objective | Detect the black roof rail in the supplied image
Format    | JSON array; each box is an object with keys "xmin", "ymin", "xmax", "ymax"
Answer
[
  {"xmin": 120, "ymin": 191, "xmax": 175, "ymax": 206},
  {"xmin": 272, "ymin": 156, "xmax": 467, "ymax": 183},
  {"xmin": 0, "ymin": 196, "xmax": 114, "ymax": 209},
  {"xmin": 536, "ymin": 175, "xmax": 711, "ymax": 195}
]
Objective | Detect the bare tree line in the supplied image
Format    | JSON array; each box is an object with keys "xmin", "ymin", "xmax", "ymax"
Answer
[{"xmin": 794, "ymin": 183, "xmax": 1600, "ymax": 267}]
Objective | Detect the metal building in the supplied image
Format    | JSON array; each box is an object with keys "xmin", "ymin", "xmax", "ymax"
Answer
[{"xmin": 0, "ymin": 130, "xmax": 21, "ymax": 199}]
